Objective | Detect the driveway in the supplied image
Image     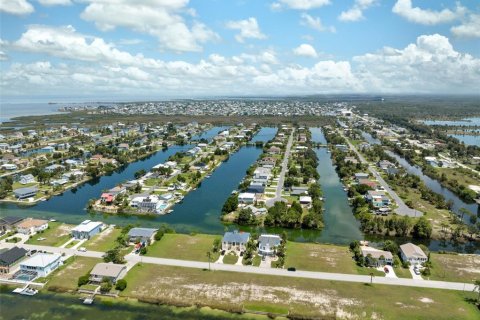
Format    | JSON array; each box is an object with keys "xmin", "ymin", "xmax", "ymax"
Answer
[
  {"xmin": 379, "ymin": 265, "xmax": 398, "ymax": 278},
  {"xmin": 409, "ymin": 265, "xmax": 424, "ymax": 280}
]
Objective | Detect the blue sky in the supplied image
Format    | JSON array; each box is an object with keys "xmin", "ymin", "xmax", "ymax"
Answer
[{"xmin": 1, "ymin": 0, "xmax": 479, "ymax": 101}]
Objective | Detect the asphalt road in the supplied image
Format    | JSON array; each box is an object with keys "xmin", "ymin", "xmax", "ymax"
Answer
[
  {"xmin": 344, "ymin": 137, "xmax": 420, "ymax": 217},
  {"xmin": 2, "ymin": 242, "xmax": 476, "ymax": 292}
]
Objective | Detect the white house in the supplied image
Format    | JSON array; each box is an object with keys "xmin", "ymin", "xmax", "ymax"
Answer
[
  {"xmin": 71, "ymin": 220, "xmax": 103, "ymax": 239},
  {"xmin": 221, "ymin": 231, "xmax": 250, "ymax": 251},
  {"xmin": 15, "ymin": 218, "xmax": 48, "ymax": 235},
  {"xmin": 361, "ymin": 246, "xmax": 393, "ymax": 266},
  {"xmin": 1, "ymin": 164, "xmax": 17, "ymax": 171},
  {"xmin": 238, "ymin": 193, "xmax": 256, "ymax": 204},
  {"xmin": 400, "ymin": 243, "xmax": 428, "ymax": 265},
  {"xmin": 258, "ymin": 234, "xmax": 281, "ymax": 256},
  {"xmin": 89, "ymin": 263, "xmax": 127, "ymax": 284},
  {"xmin": 20, "ymin": 253, "xmax": 62, "ymax": 277},
  {"xmin": 19, "ymin": 174, "xmax": 35, "ymax": 185}
]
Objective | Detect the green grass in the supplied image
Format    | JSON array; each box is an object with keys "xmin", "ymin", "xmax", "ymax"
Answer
[
  {"xmin": 394, "ymin": 266, "xmax": 413, "ymax": 279},
  {"xmin": 46, "ymin": 256, "xmax": 101, "ymax": 291},
  {"xmin": 121, "ymin": 263, "xmax": 480, "ymax": 320},
  {"xmin": 428, "ymin": 253, "xmax": 480, "ymax": 283},
  {"xmin": 244, "ymin": 302, "xmax": 288, "ymax": 315},
  {"xmin": 65, "ymin": 240, "xmax": 80, "ymax": 248},
  {"xmin": 26, "ymin": 222, "xmax": 72, "ymax": 247},
  {"xmin": 223, "ymin": 253, "xmax": 238, "ymax": 264},
  {"xmin": 146, "ymin": 233, "xmax": 220, "ymax": 262},
  {"xmin": 84, "ymin": 227, "xmax": 122, "ymax": 251},
  {"xmin": 79, "ymin": 284, "xmax": 99, "ymax": 291}
]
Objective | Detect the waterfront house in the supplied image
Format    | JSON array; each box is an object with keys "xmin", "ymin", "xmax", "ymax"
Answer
[
  {"xmin": 253, "ymin": 167, "xmax": 271, "ymax": 180},
  {"xmin": 221, "ymin": 231, "xmax": 250, "ymax": 251},
  {"xmin": 0, "ymin": 216, "xmax": 24, "ymax": 234},
  {"xmin": 89, "ymin": 263, "xmax": 127, "ymax": 284},
  {"xmin": 354, "ymin": 173, "xmax": 369, "ymax": 181},
  {"xmin": 62, "ymin": 170, "xmax": 85, "ymax": 181},
  {"xmin": 44, "ymin": 164, "xmax": 65, "ymax": 173},
  {"xmin": 247, "ymin": 182, "xmax": 265, "ymax": 194},
  {"xmin": 400, "ymin": 243, "xmax": 428, "ymax": 265},
  {"xmin": 358, "ymin": 179, "xmax": 378, "ymax": 189},
  {"xmin": 267, "ymin": 146, "xmax": 281, "ymax": 155},
  {"xmin": 0, "ymin": 246, "xmax": 27, "ymax": 274},
  {"xmin": 258, "ymin": 234, "xmax": 281, "ymax": 256},
  {"xmin": 100, "ymin": 193, "xmax": 114, "ymax": 204},
  {"xmin": 127, "ymin": 227, "xmax": 157, "ymax": 244},
  {"xmin": 13, "ymin": 186, "xmax": 38, "ymax": 199},
  {"xmin": 360, "ymin": 246, "xmax": 393, "ymax": 266},
  {"xmin": 424, "ymin": 156, "xmax": 438, "ymax": 167},
  {"xmin": 299, "ymin": 196, "xmax": 312, "ymax": 205},
  {"xmin": 19, "ymin": 174, "xmax": 35, "ymax": 185},
  {"xmin": 366, "ymin": 190, "xmax": 390, "ymax": 208},
  {"xmin": 335, "ymin": 144, "xmax": 349, "ymax": 152},
  {"xmin": 290, "ymin": 186, "xmax": 309, "ymax": 196},
  {"xmin": 71, "ymin": 220, "xmax": 103, "ymax": 239},
  {"xmin": 15, "ymin": 218, "xmax": 48, "ymax": 235},
  {"xmin": 19, "ymin": 253, "xmax": 62, "ymax": 277},
  {"xmin": 378, "ymin": 160, "xmax": 394, "ymax": 170},
  {"xmin": 1, "ymin": 163, "xmax": 17, "ymax": 171},
  {"xmin": 238, "ymin": 192, "xmax": 256, "ymax": 204}
]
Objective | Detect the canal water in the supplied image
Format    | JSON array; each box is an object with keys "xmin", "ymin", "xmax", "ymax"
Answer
[
  {"xmin": 0, "ymin": 291, "xmax": 256, "ymax": 320},
  {"xmin": 191, "ymin": 126, "xmax": 229, "ymax": 142}
]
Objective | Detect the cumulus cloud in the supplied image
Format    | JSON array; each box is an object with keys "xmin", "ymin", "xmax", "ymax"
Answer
[
  {"xmin": 0, "ymin": 0, "xmax": 34, "ymax": 15},
  {"xmin": 392, "ymin": 0, "xmax": 465, "ymax": 25},
  {"xmin": 271, "ymin": 0, "xmax": 331, "ymax": 10},
  {"xmin": 293, "ymin": 44, "xmax": 318, "ymax": 58},
  {"xmin": 300, "ymin": 13, "xmax": 336, "ymax": 33},
  {"xmin": 80, "ymin": 0, "xmax": 218, "ymax": 52},
  {"xmin": 226, "ymin": 17, "xmax": 266, "ymax": 43},
  {"xmin": 339, "ymin": 0, "xmax": 377, "ymax": 22},
  {"xmin": 37, "ymin": 0, "xmax": 72, "ymax": 5},
  {"xmin": 451, "ymin": 14, "xmax": 480, "ymax": 38}
]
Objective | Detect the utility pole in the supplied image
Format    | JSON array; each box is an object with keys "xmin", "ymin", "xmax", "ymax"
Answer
[{"xmin": 206, "ymin": 251, "xmax": 211, "ymax": 271}]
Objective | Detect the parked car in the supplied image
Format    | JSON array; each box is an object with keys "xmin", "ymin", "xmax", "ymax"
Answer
[
  {"xmin": 78, "ymin": 247, "xmax": 87, "ymax": 252},
  {"xmin": 384, "ymin": 267, "xmax": 389, "ymax": 273},
  {"xmin": 287, "ymin": 267, "xmax": 296, "ymax": 272},
  {"xmin": 27, "ymin": 249, "xmax": 37, "ymax": 256},
  {"xmin": 413, "ymin": 267, "xmax": 421, "ymax": 275}
]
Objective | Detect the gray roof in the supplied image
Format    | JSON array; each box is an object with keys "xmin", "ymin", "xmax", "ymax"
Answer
[
  {"xmin": 0, "ymin": 216, "xmax": 24, "ymax": 226},
  {"xmin": 128, "ymin": 227, "xmax": 157, "ymax": 238},
  {"xmin": 0, "ymin": 247, "xmax": 27, "ymax": 265},
  {"xmin": 13, "ymin": 186, "xmax": 38, "ymax": 195},
  {"xmin": 222, "ymin": 231, "xmax": 250, "ymax": 244},
  {"xmin": 400, "ymin": 243, "xmax": 427, "ymax": 259},
  {"xmin": 258, "ymin": 234, "xmax": 281, "ymax": 248},
  {"xmin": 90, "ymin": 263, "xmax": 126, "ymax": 278}
]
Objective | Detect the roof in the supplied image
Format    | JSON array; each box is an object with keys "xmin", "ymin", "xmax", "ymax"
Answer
[
  {"xmin": 14, "ymin": 186, "xmax": 38, "ymax": 195},
  {"xmin": 128, "ymin": 227, "xmax": 157, "ymax": 238},
  {"xmin": 222, "ymin": 230, "xmax": 250, "ymax": 244},
  {"xmin": 400, "ymin": 243, "xmax": 427, "ymax": 259},
  {"xmin": 72, "ymin": 220, "xmax": 103, "ymax": 233},
  {"xmin": 0, "ymin": 216, "xmax": 24, "ymax": 226},
  {"xmin": 20, "ymin": 253, "xmax": 61, "ymax": 268},
  {"xmin": 361, "ymin": 247, "xmax": 393, "ymax": 260},
  {"xmin": 0, "ymin": 247, "xmax": 27, "ymax": 265},
  {"xmin": 90, "ymin": 263, "xmax": 126, "ymax": 278},
  {"xmin": 16, "ymin": 218, "xmax": 48, "ymax": 229},
  {"xmin": 258, "ymin": 234, "xmax": 281, "ymax": 247}
]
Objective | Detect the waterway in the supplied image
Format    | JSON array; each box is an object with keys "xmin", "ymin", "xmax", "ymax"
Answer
[
  {"xmin": 423, "ymin": 117, "xmax": 480, "ymax": 126},
  {"xmin": 191, "ymin": 126, "xmax": 229, "ymax": 142},
  {"xmin": 449, "ymin": 134, "xmax": 480, "ymax": 147},
  {"xmin": 0, "ymin": 291, "xmax": 256, "ymax": 320}
]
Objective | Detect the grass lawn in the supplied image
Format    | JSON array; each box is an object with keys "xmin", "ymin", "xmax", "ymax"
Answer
[
  {"xmin": 65, "ymin": 239, "xmax": 80, "ymax": 248},
  {"xmin": 285, "ymin": 242, "xmax": 384, "ymax": 276},
  {"xmin": 26, "ymin": 222, "xmax": 73, "ymax": 247},
  {"xmin": 223, "ymin": 253, "xmax": 238, "ymax": 264},
  {"xmin": 46, "ymin": 256, "xmax": 101, "ymax": 291},
  {"xmin": 121, "ymin": 263, "xmax": 479, "ymax": 320},
  {"xmin": 394, "ymin": 267, "xmax": 413, "ymax": 279},
  {"xmin": 146, "ymin": 233, "xmax": 220, "ymax": 262},
  {"xmin": 84, "ymin": 227, "xmax": 122, "ymax": 251},
  {"xmin": 429, "ymin": 253, "xmax": 480, "ymax": 283}
]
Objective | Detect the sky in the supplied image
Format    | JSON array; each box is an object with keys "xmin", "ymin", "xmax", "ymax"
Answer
[{"xmin": 0, "ymin": 0, "xmax": 479, "ymax": 102}]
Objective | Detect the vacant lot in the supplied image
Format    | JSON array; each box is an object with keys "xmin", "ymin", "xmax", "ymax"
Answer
[
  {"xmin": 121, "ymin": 263, "xmax": 479, "ymax": 320},
  {"xmin": 285, "ymin": 242, "xmax": 383, "ymax": 276},
  {"xmin": 84, "ymin": 227, "xmax": 122, "ymax": 252},
  {"xmin": 429, "ymin": 253, "xmax": 480, "ymax": 283},
  {"xmin": 146, "ymin": 233, "xmax": 221, "ymax": 262},
  {"xmin": 46, "ymin": 256, "xmax": 100, "ymax": 291},
  {"xmin": 26, "ymin": 222, "xmax": 73, "ymax": 247}
]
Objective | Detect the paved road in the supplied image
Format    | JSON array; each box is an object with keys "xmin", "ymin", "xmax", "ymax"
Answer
[
  {"xmin": 2, "ymin": 242, "xmax": 476, "ymax": 292},
  {"xmin": 344, "ymin": 135, "xmax": 420, "ymax": 217},
  {"xmin": 266, "ymin": 129, "xmax": 294, "ymax": 207}
]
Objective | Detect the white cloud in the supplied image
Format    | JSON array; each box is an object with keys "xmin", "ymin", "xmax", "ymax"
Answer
[
  {"xmin": 80, "ymin": 0, "xmax": 218, "ymax": 52},
  {"xmin": 451, "ymin": 14, "xmax": 480, "ymax": 38},
  {"xmin": 339, "ymin": 0, "xmax": 377, "ymax": 22},
  {"xmin": 392, "ymin": 0, "xmax": 465, "ymax": 25},
  {"xmin": 37, "ymin": 0, "xmax": 72, "ymax": 5},
  {"xmin": 300, "ymin": 13, "xmax": 336, "ymax": 33},
  {"xmin": 226, "ymin": 17, "xmax": 266, "ymax": 43},
  {"xmin": 272, "ymin": 0, "xmax": 330, "ymax": 10},
  {"xmin": 293, "ymin": 44, "xmax": 318, "ymax": 58},
  {"xmin": 0, "ymin": 0, "xmax": 34, "ymax": 15}
]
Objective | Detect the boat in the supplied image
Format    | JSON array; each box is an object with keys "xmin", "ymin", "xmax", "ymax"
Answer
[
  {"xmin": 13, "ymin": 287, "xmax": 38, "ymax": 296},
  {"xmin": 83, "ymin": 297, "xmax": 94, "ymax": 305}
]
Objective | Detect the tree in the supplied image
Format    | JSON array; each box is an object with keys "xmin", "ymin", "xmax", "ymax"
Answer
[
  {"xmin": 221, "ymin": 194, "xmax": 238, "ymax": 214},
  {"xmin": 103, "ymin": 248, "xmax": 124, "ymax": 264},
  {"xmin": 236, "ymin": 207, "xmax": 255, "ymax": 225},
  {"xmin": 412, "ymin": 217, "xmax": 433, "ymax": 239},
  {"xmin": 139, "ymin": 247, "xmax": 147, "ymax": 255},
  {"xmin": 100, "ymin": 280, "xmax": 112, "ymax": 293},
  {"xmin": 77, "ymin": 275, "xmax": 89, "ymax": 287},
  {"xmin": 115, "ymin": 279, "xmax": 127, "ymax": 291},
  {"xmin": 383, "ymin": 240, "xmax": 399, "ymax": 255}
]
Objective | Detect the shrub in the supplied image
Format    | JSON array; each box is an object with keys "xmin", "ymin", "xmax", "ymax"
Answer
[
  {"xmin": 77, "ymin": 275, "xmax": 89, "ymax": 287},
  {"xmin": 100, "ymin": 281, "xmax": 112, "ymax": 293},
  {"xmin": 115, "ymin": 279, "xmax": 127, "ymax": 291}
]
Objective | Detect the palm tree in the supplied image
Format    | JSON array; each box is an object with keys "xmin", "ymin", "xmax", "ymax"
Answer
[
  {"xmin": 206, "ymin": 251, "xmax": 212, "ymax": 271},
  {"xmin": 370, "ymin": 272, "xmax": 375, "ymax": 284},
  {"xmin": 474, "ymin": 279, "xmax": 480, "ymax": 302}
]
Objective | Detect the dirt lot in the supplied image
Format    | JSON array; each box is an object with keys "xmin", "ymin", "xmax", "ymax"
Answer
[{"xmin": 429, "ymin": 253, "xmax": 480, "ymax": 283}]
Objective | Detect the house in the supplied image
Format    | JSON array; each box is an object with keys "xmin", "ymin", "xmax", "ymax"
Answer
[
  {"xmin": 19, "ymin": 253, "xmax": 62, "ymax": 277},
  {"xmin": 40, "ymin": 146, "xmax": 55, "ymax": 153},
  {"xmin": 71, "ymin": 220, "xmax": 103, "ymax": 239},
  {"xmin": 247, "ymin": 182, "xmax": 265, "ymax": 194},
  {"xmin": 335, "ymin": 144, "xmax": 349, "ymax": 152},
  {"xmin": 366, "ymin": 190, "xmax": 390, "ymax": 208},
  {"xmin": 354, "ymin": 173, "xmax": 369, "ymax": 181},
  {"xmin": 299, "ymin": 196, "xmax": 312, "ymax": 205},
  {"xmin": 360, "ymin": 246, "xmax": 393, "ymax": 266},
  {"xmin": 62, "ymin": 170, "xmax": 85, "ymax": 181},
  {"xmin": 1, "ymin": 163, "xmax": 17, "ymax": 171},
  {"xmin": 424, "ymin": 156, "xmax": 438, "ymax": 167},
  {"xmin": 13, "ymin": 186, "xmax": 38, "ymax": 199},
  {"xmin": 290, "ymin": 186, "xmax": 309, "ymax": 196},
  {"xmin": 378, "ymin": 160, "xmax": 394, "ymax": 170},
  {"xmin": 89, "ymin": 263, "xmax": 127, "ymax": 284},
  {"xmin": 344, "ymin": 157, "xmax": 358, "ymax": 164},
  {"xmin": 0, "ymin": 246, "xmax": 27, "ymax": 274},
  {"xmin": 221, "ymin": 230, "xmax": 250, "ymax": 251},
  {"xmin": 238, "ymin": 192, "xmax": 256, "ymax": 204},
  {"xmin": 258, "ymin": 234, "xmax": 281, "ymax": 256},
  {"xmin": 19, "ymin": 174, "xmax": 35, "ymax": 185},
  {"xmin": 267, "ymin": 146, "xmax": 281, "ymax": 155},
  {"xmin": 65, "ymin": 159, "xmax": 84, "ymax": 167},
  {"xmin": 44, "ymin": 164, "xmax": 65, "ymax": 173},
  {"xmin": 130, "ymin": 195, "xmax": 166, "ymax": 213},
  {"xmin": 385, "ymin": 167, "xmax": 400, "ymax": 176},
  {"xmin": 244, "ymin": 204, "xmax": 267, "ymax": 216},
  {"xmin": 127, "ymin": 227, "xmax": 157, "ymax": 244},
  {"xmin": 400, "ymin": 243, "xmax": 428, "ymax": 265},
  {"xmin": 258, "ymin": 157, "xmax": 276, "ymax": 166},
  {"xmin": 108, "ymin": 186, "xmax": 126, "ymax": 196},
  {"xmin": 358, "ymin": 179, "xmax": 378, "ymax": 189},
  {"xmin": 100, "ymin": 193, "xmax": 114, "ymax": 204},
  {"xmin": 15, "ymin": 218, "xmax": 48, "ymax": 235},
  {"xmin": 253, "ymin": 167, "xmax": 271, "ymax": 180},
  {"xmin": 0, "ymin": 216, "xmax": 24, "ymax": 234},
  {"xmin": 117, "ymin": 143, "xmax": 129, "ymax": 151}
]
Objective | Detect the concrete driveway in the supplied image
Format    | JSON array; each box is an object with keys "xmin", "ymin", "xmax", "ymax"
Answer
[
  {"xmin": 409, "ymin": 265, "xmax": 424, "ymax": 280},
  {"xmin": 379, "ymin": 265, "xmax": 398, "ymax": 278}
]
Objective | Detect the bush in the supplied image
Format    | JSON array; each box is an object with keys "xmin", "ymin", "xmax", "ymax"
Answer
[
  {"xmin": 140, "ymin": 247, "xmax": 147, "ymax": 255},
  {"xmin": 77, "ymin": 275, "xmax": 89, "ymax": 287},
  {"xmin": 115, "ymin": 279, "xmax": 127, "ymax": 291},
  {"xmin": 100, "ymin": 281, "xmax": 112, "ymax": 293}
]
